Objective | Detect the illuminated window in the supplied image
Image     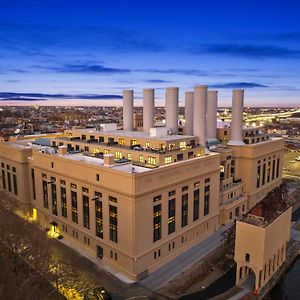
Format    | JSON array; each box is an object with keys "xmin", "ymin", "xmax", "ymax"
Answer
[
  {"xmin": 83, "ymin": 195, "xmax": 90, "ymax": 229},
  {"xmin": 130, "ymin": 140, "xmax": 137, "ymax": 146},
  {"xmin": 165, "ymin": 156, "xmax": 172, "ymax": 164},
  {"xmin": 51, "ymin": 182, "xmax": 57, "ymax": 216},
  {"xmin": 145, "ymin": 142, "xmax": 150, "ymax": 148},
  {"xmin": 148, "ymin": 156, "xmax": 156, "ymax": 165},
  {"xmin": 139, "ymin": 155, "xmax": 144, "ymax": 162},
  {"xmin": 93, "ymin": 148, "xmax": 100, "ymax": 154},
  {"xmin": 179, "ymin": 141, "xmax": 186, "ymax": 149},
  {"xmin": 119, "ymin": 139, "xmax": 125, "ymax": 146},
  {"xmin": 61, "ymin": 186, "xmax": 67, "ymax": 218},
  {"xmin": 71, "ymin": 191, "xmax": 78, "ymax": 224},
  {"xmin": 115, "ymin": 151, "xmax": 122, "ymax": 159},
  {"xmin": 153, "ymin": 204, "xmax": 162, "ymax": 242},
  {"xmin": 127, "ymin": 153, "xmax": 132, "ymax": 160},
  {"xmin": 168, "ymin": 199, "xmax": 175, "ymax": 234},
  {"xmin": 104, "ymin": 149, "xmax": 110, "ymax": 154},
  {"xmin": 95, "ymin": 199, "xmax": 103, "ymax": 239},
  {"xmin": 109, "ymin": 205, "xmax": 118, "ymax": 243}
]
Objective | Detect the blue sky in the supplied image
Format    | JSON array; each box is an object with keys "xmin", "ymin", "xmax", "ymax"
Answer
[{"xmin": 0, "ymin": 0, "xmax": 300, "ymax": 106}]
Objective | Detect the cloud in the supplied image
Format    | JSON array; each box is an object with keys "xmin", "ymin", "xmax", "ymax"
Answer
[
  {"xmin": 274, "ymin": 32, "xmax": 300, "ymax": 41},
  {"xmin": 144, "ymin": 79, "xmax": 172, "ymax": 83},
  {"xmin": 0, "ymin": 92, "xmax": 122, "ymax": 101},
  {"xmin": 41, "ymin": 63, "xmax": 131, "ymax": 74},
  {"xmin": 140, "ymin": 68, "xmax": 210, "ymax": 76},
  {"xmin": 209, "ymin": 82, "xmax": 268, "ymax": 89},
  {"xmin": 191, "ymin": 43, "xmax": 300, "ymax": 59}
]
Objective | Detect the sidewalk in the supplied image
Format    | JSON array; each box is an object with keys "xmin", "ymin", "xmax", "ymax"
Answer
[{"xmin": 140, "ymin": 224, "xmax": 231, "ymax": 290}]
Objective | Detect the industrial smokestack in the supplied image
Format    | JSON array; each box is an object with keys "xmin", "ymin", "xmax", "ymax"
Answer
[
  {"xmin": 193, "ymin": 85, "xmax": 207, "ymax": 146},
  {"xmin": 206, "ymin": 90, "xmax": 218, "ymax": 142},
  {"xmin": 123, "ymin": 90, "xmax": 134, "ymax": 131},
  {"xmin": 165, "ymin": 87, "xmax": 179, "ymax": 133},
  {"xmin": 184, "ymin": 91, "xmax": 194, "ymax": 136},
  {"xmin": 143, "ymin": 88, "xmax": 155, "ymax": 133},
  {"xmin": 227, "ymin": 89, "xmax": 245, "ymax": 146}
]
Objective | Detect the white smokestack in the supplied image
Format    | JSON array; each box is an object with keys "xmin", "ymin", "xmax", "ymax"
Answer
[
  {"xmin": 165, "ymin": 87, "xmax": 179, "ymax": 133},
  {"xmin": 193, "ymin": 85, "xmax": 207, "ymax": 146},
  {"xmin": 184, "ymin": 91, "xmax": 194, "ymax": 136},
  {"xmin": 227, "ymin": 89, "xmax": 245, "ymax": 146},
  {"xmin": 206, "ymin": 90, "xmax": 218, "ymax": 142},
  {"xmin": 123, "ymin": 90, "xmax": 134, "ymax": 131},
  {"xmin": 143, "ymin": 88, "xmax": 155, "ymax": 133}
]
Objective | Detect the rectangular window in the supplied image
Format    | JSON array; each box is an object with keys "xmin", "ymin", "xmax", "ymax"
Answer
[
  {"xmin": 272, "ymin": 159, "xmax": 276, "ymax": 180},
  {"xmin": 246, "ymin": 253, "xmax": 250, "ymax": 262},
  {"xmin": 168, "ymin": 199, "xmax": 176, "ymax": 235},
  {"xmin": 95, "ymin": 200, "xmax": 103, "ymax": 239},
  {"xmin": 42, "ymin": 180, "xmax": 48, "ymax": 209},
  {"xmin": 109, "ymin": 205, "xmax": 118, "ymax": 243},
  {"xmin": 61, "ymin": 186, "xmax": 67, "ymax": 218},
  {"xmin": 51, "ymin": 182, "xmax": 57, "ymax": 216},
  {"xmin": 257, "ymin": 165, "xmax": 261, "ymax": 188},
  {"xmin": 71, "ymin": 191, "xmax": 78, "ymax": 224},
  {"xmin": 153, "ymin": 195, "xmax": 162, "ymax": 202},
  {"xmin": 153, "ymin": 204, "xmax": 162, "ymax": 242},
  {"xmin": 83, "ymin": 195, "xmax": 90, "ymax": 229},
  {"xmin": 145, "ymin": 142, "xmax": 150, "ymax": 148},
  {"xmin": 147, "ymin": 156, "xmax": 156, "ymax": 165},
  {"xmin": 276, "ymin": 158, "xmax": 280, "ymax": 178},
  {"xmin": 115, "ymin": 151, "xmax": 122, "ymax": 159},
  {"xmin": 1, "ymin": 169, "xmax": 6, "ymax": 189},
  {"xmin": 31, "ymin": 169, "xmax": 36, "ymax": 200},
  {"xmin": 139, "ymin": 155, "xmax": 144, "ymax": 162},
  {"xmin": 267, "ymin": 161, "xmax": 271, "ymax": 183},
  {"xmin": 168, "ymin": 190, "xmax": 176, "ymax": 197},
  {"xmin": 179, "ymin": 141, "xmax": 186, "ymax": 149},
  {"xmin": 164, "ymin": 156, "xmax": 172, "ymax": 164},
  {"xmin": 12, "ymin": 172, "xmax": 17, "ymax": 195},
  {"xmin": 181, "ymin": 194, "xmax": 188, "ymax": 227},
  {"xmin": 262, "ymin": 163, "xmax": 266, "ymax": 185},
  {"xmin": 82, "ymin": 187, "xmax": 89, "ymax": 193},
  {"xmin": 204, "ymin": 185, "xmax": 210, "ymax": 216},
  {"xmin": 182, "ymin": 186, "xmax": 188, "ymax": 192},
  {"xmin": 7, "ymin": 172, "xmax": 11, "ymax": 192},
  {"xmin": 71, "ymin": 183, "xmax": 77, "ymax": 189},
  {"xmin": 109, "ymin": 196, "xmax": 117, "ymax": 203},
  {"xmin": 193, "ymin": 189, "xmax": 200, "ymax": 221},
  {"xmin": 127, "ymin": 153, "xmax": 132, "ymax": 160}
]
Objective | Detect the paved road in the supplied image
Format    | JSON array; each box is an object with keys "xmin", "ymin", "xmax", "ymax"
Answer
[{"xmin": 140, "ymin": 225, "xmax": 231, "ymax": 290}]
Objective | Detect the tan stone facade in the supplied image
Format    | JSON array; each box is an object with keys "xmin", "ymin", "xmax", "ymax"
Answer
[
  {"xmin": 235, "ymin": 206, "xmax": 291, "ymax": 292},
  {"xmin": 0, "ymin": 126, "xmax": 287, "ymax": 282}
]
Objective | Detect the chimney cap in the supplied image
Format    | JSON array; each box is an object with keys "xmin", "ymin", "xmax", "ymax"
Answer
[{"xmin": 194, "ymin": 85, "xmax": 208, "ymax": 89}]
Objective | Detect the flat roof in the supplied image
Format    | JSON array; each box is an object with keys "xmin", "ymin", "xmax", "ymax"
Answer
[
  {"xmin": 67, "ymin": 128, "xmax": 195, "ymax": 141},
  {"xmin": 58, "ymin": 152, "xmax": 150, "ymax": 173}
]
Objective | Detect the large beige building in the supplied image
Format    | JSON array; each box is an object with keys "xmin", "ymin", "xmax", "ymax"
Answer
[{"xmin": 0, "ymin": 86, "xmax": 288, "ymax": 283}]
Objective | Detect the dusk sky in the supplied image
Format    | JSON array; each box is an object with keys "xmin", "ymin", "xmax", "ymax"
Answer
[{"xmin": 0, "ymin": 0, "xmax": 300, "ymax": 106}]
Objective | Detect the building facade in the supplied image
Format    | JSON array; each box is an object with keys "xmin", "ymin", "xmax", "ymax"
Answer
[{"xmin": 0, "ymin": 86, "xmax": 289, "ymax": 282}]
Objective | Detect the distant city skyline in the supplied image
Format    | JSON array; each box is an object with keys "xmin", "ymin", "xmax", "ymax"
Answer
[{"xmin": 0, "ymin": 0, "xmax": 300, "ymax": 107}]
